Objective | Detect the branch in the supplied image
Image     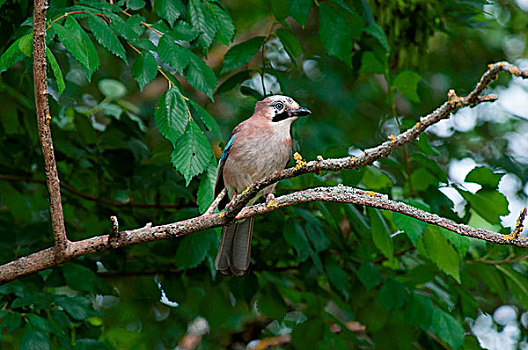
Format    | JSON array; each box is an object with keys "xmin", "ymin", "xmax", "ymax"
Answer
[
  {"xmin": 0, "ymin": 61, "xmax": 526, "ymax": 284},
  {"xmin": 33, "ymin": 0, "xmax": 69, "ymax": 260}
]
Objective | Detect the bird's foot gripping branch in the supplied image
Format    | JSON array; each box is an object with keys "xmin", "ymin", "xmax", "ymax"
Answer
[{"xmin": 1, "ymin": 61, "xmax": 528, "ymax": 284}]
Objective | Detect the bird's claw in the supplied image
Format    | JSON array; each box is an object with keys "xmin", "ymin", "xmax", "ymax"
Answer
[{"xmin": 293, "ymin": 152, "xmax": 306, "ymax": 171}]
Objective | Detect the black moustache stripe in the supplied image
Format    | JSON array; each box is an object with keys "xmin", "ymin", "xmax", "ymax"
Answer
[{"xmin": 272, "ymin": 111, "xmax": 291, "ymax": 122}]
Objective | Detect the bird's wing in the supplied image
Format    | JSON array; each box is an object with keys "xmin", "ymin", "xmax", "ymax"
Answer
[{"xmin": 214, "ymin": 132, "xmax": 237, "ymax": 201}]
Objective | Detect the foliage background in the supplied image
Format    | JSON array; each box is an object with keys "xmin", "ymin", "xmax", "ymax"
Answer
[{"xmin": 1, "ymin": 0, "xmax": 528, "ymax": 348}]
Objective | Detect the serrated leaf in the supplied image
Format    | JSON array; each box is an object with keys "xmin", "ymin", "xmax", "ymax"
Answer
[
  {"xmin": 432, "ymin": 308, "xmax": 465, "ymax": 349},
  {"xmin": 465, "ymin": 166, "xmax": 504, "ymax": 189},
  {"xmin": 52, "ymin": 17, "xmax": 100, "ymax": 81},
  {"xmin": 171, "ymin": 120, "xmax": 213, "ymax": 185},
  {"xmin": 155, "ymin": 85, "xmax": 188, "ymax": 143},
  {"xmin": 393, "ymin": 212, "xmax": 427, "ymax": 245},
  {"xmin": 188, "ymin": 0, "xmax": 217, "ymax": 50},
  {"xmin": 209, "ymin": 2, "xmax": 235, "ymax": 45},
  {"xmin": 20, "ymin": 325, "xmax": 49, "ymax": 350},
  {"xmin": 157, "ymin": 34, "xmax": 192, "ymax": 74},
  {"xmin": 257, "ymin": 284, "xmax": 287, "ymax": 319},
  {"xmin": 107, "ymin": 13, "xmax": 140, "ymax": 42},
  {"xmin": 46, "ymin": 48, "xmax": 65, "ymax": 96},
  {"xmin": 189, "ymin": 100, "xmax": 221, "ymax": 138},
  {"xmin": 378, "ymin": 277, "xmax": 407, "ymax": 311},
  {"xmin": 363, "ymin": 22, "xmax": 389, "ymax": 52},
  {"xmin": 369, "ymin": 208, "xmax": 393, "ymax": 259},
  {"xmin": 459, "ymin": 189, "xmax": 509, "ymax": 225},
  {"xmin": 417, "ymin": 226, "xmax": 460, "ymax": 282},
  {"xmin": 325, "ymin": 258, "xmax": 351, "ymax": 299},
  {"xmin": 404, "ymin": 292, "xmax": 433, "ymax": 330},
  {"xmin": 127, "ymin": 0, "xmax": 145, "ymax": 10},
  {"xmin": 319, "ymin": 3, "xmax": 362, "ymax": 66},
  {"xmin": 393, "ymin": 70, "xmax": 421, "ymax": 103},
  {"xmin": 54, "ymin": 296, "xmax": 92, "ymax": 320},
  {"xmin": 171, "ymin": 21, "xmax": 200, "ymax": 41},
  {"xmin": 288, "ymin": 0, "xmax": 312, "ymax": 26},
  {"xmin": 220, "ymin": 36, "xmax": 265, "ymax": 75},
  {"xmin": 186, "ymin": 53, "xmax": 217, "ymax": 99},
  {"xmin": 132, "ymin": 51, "xmax": 158, "ymax": 90},
  {"xmin": 155, "ymin": 0, "xmax": 183, "ymax": 27},
  {"xmin": 87, "ymin": 14, "xmax": 127, "ymax": 63},
  {"xmin": 0, "ymin": 34, "xmax": 28, "ymax": 74},
  {"xmin": 174, "ymin": 230, "xmax": 215, "ymax": 268},
  {"xmin": 197, "ymin": 160, "xmax": 217, "ymax": 213},
  {"xmin": 357, "ymin": 262, "xmax": 381, "ymax": 291},
  {"xmin": 358, "ymin": 51, "xmax": 385, "ymax": 74},
  {"xmin": 276, "ymin": 28, "xmax": 302, "ymax": 66}
]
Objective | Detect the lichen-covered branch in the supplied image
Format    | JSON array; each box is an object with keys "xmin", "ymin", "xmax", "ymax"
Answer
[
  {"xmin": 0, "ymin": 61, "xmax": 526, "ymax": 284},
  {"xmin": 33, "ymin": 0, "xmax": 69, "ymax": 260}
]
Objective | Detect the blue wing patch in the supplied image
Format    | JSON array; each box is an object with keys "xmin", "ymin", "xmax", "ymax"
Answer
[{"xmin": 220, "ymin": 134, "xmax": 236, "ymax": 163}]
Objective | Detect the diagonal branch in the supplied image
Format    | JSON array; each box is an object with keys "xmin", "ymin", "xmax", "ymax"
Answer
[
  {"xmin": 0, "ymin": 61, "xmax": 526, "ymax": 284},
  {"xmin": 33, "ymin": 0, "xmax": 69, "ymax": 260}
]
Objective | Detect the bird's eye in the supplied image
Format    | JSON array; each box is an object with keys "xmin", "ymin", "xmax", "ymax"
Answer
[{"xmin": 275, "ymin": 102, "xmax": 284, "ymax": 110}]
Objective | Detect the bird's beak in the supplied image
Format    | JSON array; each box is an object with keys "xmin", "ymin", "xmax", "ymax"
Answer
[{"xmin": 289, "ymin": 107, "xmax": 311, "ymax": 117}]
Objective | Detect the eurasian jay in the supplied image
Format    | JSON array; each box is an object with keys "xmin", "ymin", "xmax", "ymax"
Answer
[{"xmin": 214, "ymin": 95, "xmax": 311, "ymax": 276}]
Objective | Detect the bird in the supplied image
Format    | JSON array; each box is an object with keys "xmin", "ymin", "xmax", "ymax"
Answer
[{"xmin": 214, "ymin": 95, "xmax": 311, "ymax": 276}]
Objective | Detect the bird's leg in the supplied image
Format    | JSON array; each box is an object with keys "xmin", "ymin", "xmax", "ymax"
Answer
[
  {"xmin": 225, "ymin": 191, "xmax": 237, "ymax": 210},
  {"xmin": 266, "ymin": 193, "xmax": 279, "ymax": 208}
]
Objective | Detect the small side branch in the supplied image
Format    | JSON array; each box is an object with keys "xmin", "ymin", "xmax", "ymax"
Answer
[{"xmin": 33, "ymin": 0, "xmax": 69, "ymax": 260}]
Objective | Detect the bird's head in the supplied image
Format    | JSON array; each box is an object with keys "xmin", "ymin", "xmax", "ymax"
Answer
[{"xmin": 255, "ymin": 95, "xmax": 311, "ymax": 122}]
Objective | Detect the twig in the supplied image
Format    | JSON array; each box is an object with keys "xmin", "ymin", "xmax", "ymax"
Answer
[
  {"xmin": 503, "ymin": 207, "xmax": 527, "ymax": 240},
  {"xmin": 0, "ymin": 62, "xmax": 526, "ymax": 283},
  {"xmin": 205, "ymin": 188, "xmax": 226, "ymax": 215},
  {"xmin": 33, "ymin": 0, "xmax": 69, "ymax": 261}
]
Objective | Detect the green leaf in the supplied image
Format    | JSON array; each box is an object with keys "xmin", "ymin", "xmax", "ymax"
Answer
[
  {"xmin": 1, "ymin": 311, "xmax": 22, "ymax": 333},
  {"xmin": 459, "ymin": 189, "xmax": 509, "ymax": 225},
  {"xmin": 291, "ymin": 318, "xmax": 325, "ymax": 349},
  {"xmin": 52, "ymin": 17, "xmax": 100, "ymax": 81},
  {"xmin": 498, "ymin": 265, "xmax": 528, "ymax": 309},
  {"xmin": 127, "ymin": 0, "xmax": 145, "ymax": 10},
  {"xmin": 209, "ymin": 2, "xmax": 235, "ymax": 45},
  {"xmin": 417, "ymin": 227, "xmax": 460, "ymax": 282},
  {"xmin": 393, "ymin": 212, "xmax": 427, "ymax": 245},
  {"xmin": 107, "ymin": 13, "xmax": 140, "ymax": 42},
  {"xmin": 171, "ymin": 21, "xmax": 200, "ymax": 42},
  {"xmin": 0, "ymin": 34, "xmax": 29, "ymax": 74},
  {"xmin": 155, "ymin": 85, "xmax": 188, "ymax": 143},
  {"xmin": 357, "ymin": 262, "xmax": 381, "ymax": 291},
  {"xmin": 189, "ymin": 100, "xmax": 221, "ymax": 138},
  {"xmin": 157, "ymin": 34, "xmax": 192, "ymax": 74},
  {"xmin": 319, "ymin": 3, "xmax": 363, "ymax": 66},
  {"xmin": 369, "ymin": 208, "xmax": 393, "ymax": 259},
  {"xmin": 98, "ymin": 79, "xmax": 127, "ymax": 99},
  {"xmin": 363, "ymin": 22, "xmax": 389, "ymax": 52},
  {"xmin": 197, "ymin": 160, "xmax": 217, "ymax": 213},
  {"xmin": 62, "ymin": 263, "xmax": 98, "ymax": 292},
  {"xmin": 283, "ymin": 221, "xmax": 311, "ymax": 263},
  {"xmin": 46, "ymin": 48, "xmax": 65, "ymax": 96},
  {"xmin": 404, "ymin": 292, "xmax": 433, "ymax": 330},
  {"xmin": 431, "ymin": 308, "xmax": 465, "ymax": 349},
  {"xmin": 410, "ymin": 168, "xmax": 438, "ymax": 192},
  {"xmin": 54, "ymin": 296, "xmax": 92, "ymax": 320},
  {"xmin": 439, "ymin": 227, "xmax": 470, "ymax": 258},
  {"xmin": 325, "ymin": 258, "xmax": 351, "ymax": 299},
  {"xmin": 18, "ymin": 33, "xmax": 32, "ymax": 57},
  {"xmin": 174, "ymin": 230, "xmax": 215, "ymax": 268},
  {"xmin": 393, "ymin": 70, "xmax": 421, "ymax": 103},
  {"xmin": 216, "ymin": 70, "xmax": 252, "ymax": 95},
  {"xmin": 465, "ymin": 166, "xmax": 504, "ymax": 189},
  {"xmin": 221, "ymin": 36, "xmax": 265, "ymax": 75},
  {"xmin": 26, "ymin": 314, "xmax": 53, "ymax": 333},
  {"xmin": 155, "ymin": 0, "xmax": 183, "ymax": 27},
  {"xmin": 186, "ymin": 53, "xmax": 217, "ymax": 99},
  {"xmin": 476, "ymin": 264, "xmax": 505, "ymax": 300},
  {"xmin": 358, "ymin": 51, "xmax": 385, "ymax": 74},
  {"xmin": 276, "ymin": 28, "xmax": 302, "ymax": 65},
  {"xmin": 20, "ymin": 325, "xmax": 49, "ymax": 350},
  {"xmin": 288, "ymin": 0, "xmax": 312, "ymax": 26},
  {"xmin": 378, "ymin": 277, "xmax": 407, "ymax": 311},
  {"xmin": 131, "ymin": 51, "xmax": 158, "ymax": 91},
  {"xmin": 257, "ymin": 284, "xmax": 287, "ymax": 319},
  {"xmin": 87, "ymin": 14, "xmax": 127, "ymax": 63},
  {"xmin": 188, "ymin": 0, "xmax": 217, "ymax": 50},
  {"xmin": 361, "ymin": 166, "xmax": 393, "ymax": 190},
  {"xmin": 171, "ymin": 120, "xmax": 213, "ymax": 185}
]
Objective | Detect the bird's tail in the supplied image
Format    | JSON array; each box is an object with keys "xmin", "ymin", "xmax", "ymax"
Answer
[{"xmin": 215, "ymin": 217, "xmax": 254, "ymax": 276}]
